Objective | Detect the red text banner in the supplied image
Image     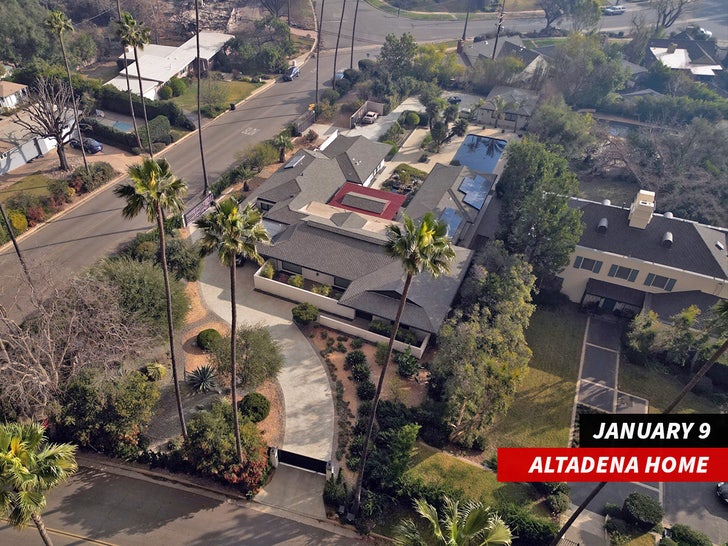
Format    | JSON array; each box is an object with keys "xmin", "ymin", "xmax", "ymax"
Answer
[{"xmin": 497, "ymin": 448, "xmax": 728, "ymax": 482}]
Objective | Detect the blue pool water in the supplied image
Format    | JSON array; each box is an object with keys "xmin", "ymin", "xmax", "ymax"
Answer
[
  {"xmin": 113, "ymin": 121, "xmax": 134, "ymax": 133},
  {"xmin": 452, "ymin": 134, "xmax": 507, "ymax": 174}
]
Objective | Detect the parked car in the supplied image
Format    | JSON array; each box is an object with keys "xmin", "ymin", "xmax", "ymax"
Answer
[
  {"xmin": 696, "ymin": 27, "xmax": 713, "ymax": 39},
  {"xmin": 717, "ymin": 483, "xmax": 728, "ymax": 503},
  {"xmin": 447, "ymin": 95, "xmax": 462, "ymax": 104},
  {"xmin": 69, "ymin": 137, "xmax": 103, "ymax": 154},
  {"xmin": 235, "ymin": 254, "xmax": 246, "ymax": 267},
  {"xmin": 602, "ymin": 5, "xmax": 625, "ymax": 15},
  {"xmin": 283, "ymin": 65, "xmax": 300, "ymax": 81},
  {"xmin": 361, "ymin": 111, "xmax": 379, "ymax": 124}
]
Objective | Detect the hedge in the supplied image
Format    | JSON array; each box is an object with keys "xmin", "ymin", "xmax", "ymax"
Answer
[
  {"xmin": 99, "ymin": 84, "xmax": 195, "ymax": 130},
  {"xmin": 668, "ymin": 524, "xmax": 712, "ymax": 546},
  {"xmin": 622, "ymin": 492, "xmax": 663, "ymax": 532},
  {"xmin": 83, "ymin": 117, "xmax": 137, "ymax": 152}
]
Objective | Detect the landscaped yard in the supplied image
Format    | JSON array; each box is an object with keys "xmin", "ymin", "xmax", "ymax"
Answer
[
  {"xmin": 486, "ymin": 304, "xmax": 586, "ymax": 455},
  {"xmin": 0, "ymin": 173, "xmax": 56, "ymax": 203},
  {"xmin": 172, "ymin": 78, "xmax": 262, "ymax": 113}
]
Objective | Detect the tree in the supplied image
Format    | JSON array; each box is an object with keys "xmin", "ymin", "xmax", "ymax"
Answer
[
  {"xmin": 537, "ymin": 0, "xmax": 567, "ymax": 31},
  {"xmin": 271, "ymin": 133, "xmax": 294, "ymax": 163},
  {"xmin": 487, "ymin": 96, "xmax": 511, "ymax": 129},
  {"xmin": 114, "ymin": 0, "xmax": 143, "ymax": 151},
  {"xmin": 496, "ymin": 139, "xmax": 583, "ymax": 281},
  {"xmin": 528, "ymin": 95, "xmax": 595, "ymax": 158},
  {"xmin": 395, "ymin": 496, "xmax": 512, "ymax": 546},
  {"xmin": 333, "ymin": 0, "xmax": 348, "ymax": 90},
  {"xmin": 569, "ymin": 0, "xmax": 601, "ymax": 32},
  {"xmin": 261, "ymin": 0, "xmax": 286, "ymax": 16},
  {"xmin": 114, "ymin": 158, "xmax": 188, "ymax": 438},
  {"xmin": 196, "ymin": 199, "xmax": 270, "ymax": 463},
  {"xmin": 430, "ymin": 120, "xmax": 449, "ymax": 151},
  {"xmin": 353, "ymin": 212, "xmax": 456, "ymax": 510},
  {"xmin": 350, "ymin": 0, "xmax": 361, "ymax": 69},
  {"xmin": 46, "ymin": 10, "xmax": 89, "ymax": 175},
  {"xmin": 378, "ymin": 33, "xmax": 418, "ymax": 76},
  {"xmin": 117, "ymin": 11, "xmax": 154, "ymax": 157},
  {"xmin": 195, "ymin": 0, "xmax": 210, "ymax": 193},
  {"xmin": 13, "ymin": 77, "xmax": 77, "ymax": 171},
  {"xmin": 0, "ymin": 0, "xmax": 51, "ymax": 64},
  {"xmin": 650, "ymin": 0, "xmax": 698, "ymax": 30},
  {"xmin": 0, "ymin": 422, "xmax": 78, "ymax": 546}
]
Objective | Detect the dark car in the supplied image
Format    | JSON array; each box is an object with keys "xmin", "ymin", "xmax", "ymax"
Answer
[
  {"xmin": 283, "ymin": 65, "xmax": 300, "ymax": 81},
  {"xmin": 235, "ymin": 254, "xmax": 246, "ymax": 267},
  {"xmin": 717, "ymin": 482, "xmax": 728, "ymax": 503},
  {"xmin": 69, "ymin": 137, "xmax": 103, "ymax": 154},
  {"xmin": 447, "ymin": 95, "xmax": 462, "ymax": 104}
]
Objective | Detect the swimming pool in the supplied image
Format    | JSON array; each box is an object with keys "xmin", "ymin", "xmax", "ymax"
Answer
[
  {"xmin": 113, "ymin": 121, "xmax": 134, "ymax": 133},
  {"xmin": 451, "ymin": 134, "xmax": 507, "ymax": 174}
]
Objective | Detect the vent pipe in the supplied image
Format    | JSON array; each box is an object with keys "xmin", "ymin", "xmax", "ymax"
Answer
[
  {"xmin": 661, "ymin": 231, "xmax": 673, "ymax": 248},
  {"xmin": 602, "ymin": 199, "xmax": 611, "ymax": 206},
  {"xmin": 664, "ymin": 211, "xmax": 673, "ymax": 219},
  {"xmin": 596, "ymin": 217, "xmax": 608, "ymax": 234}
]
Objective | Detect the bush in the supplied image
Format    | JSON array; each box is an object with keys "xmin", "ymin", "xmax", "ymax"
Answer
[
  {"xmin": 358, "ymin": 58, "xmax": 376, "ymax": 73},
  {"xmin": 345, "ymin": 350, "xmax": 367, "ymax": 369},
  {"xmin": 351, "ymin": 361, "xmax": 371, "ymax": 383},
  {"xmin": 47, "ymin": 178, "xmax": 74, "ymax": 204},
  {"xmin": 163, "ymin": 237, "xmax": 202, "ymax": 281},
  {"xmin": 343, "ymin": 68, "xmax": 361, "ymax": 84},
  {"xmin": 395, "ymin": 347, "xmax": 419, "ymax": 378},
  {"xmin": 169, "ymin": 76, "xmax": 187, "ymax": 96},
  {"xmin": 323, "ymin": 468, "xmax": 348, "ymax": 507},
  {"xmin": 669, "ymin": 524, "xmax": 712, "ymax": 546},
  {"xmin": 304, "ymin": 129, "xmax": 318, "ymax": 143},
  {"xmin": 497, "ymin": 502, "xmax": 558, "ymax": 545},
  {"xmin": 311, "ymin": 284, "xmax": 331, "ymax": 296},
  {"xmin": 141, "ymin": 362, "xmax": 167, "ymax": 381},
  {"xmin": 546, "ymin": 492, "xmax": 569, "ymax": 515},
  {"xmin": 375, "ymin": 342, "xmax": 389, "ymax": 365},
  {"xmin": 622, "ymin": 492, "xmax": 664, "ymax": 532},
  {"xmin": 405, "ymin": 111, "xmax": 420, "ymax": 127},
  {"xmin": 533, "ymin": 482, "xmax": 570, "ymax": 496},
  {"xmin": 356, "ymin": 380, "xmax": 376, "ymax": 401},
  {"xmin": 5, "ymin": 209, "xmax": 28, "ymax": 234},
  {"xmin": 659, "ymin": 538, "xmax": 678, "ymax": 546},
  {"xmin": 320, "ymin": 89, "xmax": 340, "ymax": 105},
  {"xmin": 260, "ymin": 261, "xmax": 275, "ymax": 279},
  {"xmin": 604, "ymin": 502, "xmax": 622, "ymax": 518},
  {"xmin": 604, "ymin": 517, "xmax": 629, "ymax": 535},
  {"xmin": 288, "ymin": 274, "xmax": 304, "ymax": 288},
  {"xmin": 197, "ymin": 328, "xmax": 223, "ymax": 351},
  {"xmin": 292, "ymin": 302, "xmax": 319, "ymax": 325},
  {"xmin": 158, "ymin": 85, "xmax": 173, "ymax": 100},
  {"xmin": 351, "ymin": 338, "xmax": 363, "ymax": 349},
  {"xmin": 187, "ymin": 364, "xmax": 217, "ymax": 393},
  {"xmin": 334, "ymin": 78, "xmax": 352, "ymax": 95},
  {"xmin": 238, "ymin": 392, "xmax": 270, "ymax": 422}
]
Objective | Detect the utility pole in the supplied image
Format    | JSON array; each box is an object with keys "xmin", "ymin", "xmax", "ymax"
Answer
[
  {"xmin": 491, "ymin": 0, "xmax": 506, "ymax": 60},
  {"xmin": 462, "ymin": 0, "xmax": 471, "ymax": 41},
  {"xmin": 0, "ymin": 202, "xmax": 32, "ymax": 287}
]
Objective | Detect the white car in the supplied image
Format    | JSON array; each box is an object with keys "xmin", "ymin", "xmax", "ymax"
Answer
[
  {"xmin": 602, "ymin": 5, "xmax": 625, "ymax": 15},
  {"xmin": 361, "ymin": 111, "xmax": 379, "ymax": 124},
  {"xmin": 696, "ymin": 27, "xmax": 713, "ymax": 39}
]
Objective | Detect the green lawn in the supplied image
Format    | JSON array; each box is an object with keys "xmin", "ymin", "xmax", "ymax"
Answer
[
  {"xmin": 521, "ymin": 37, "xmax": 568, "ymax": 49},
  {"xmin": 172, "ymin": 79, "xmax": 262, "ymax": 114},
  {"xmin": 486, "ymin": 304, "xmax": 586, "ymax": 455},
  {"xmin": 619, "ymin": 359, "xmax": 717, "ymax": 414},
  {"xmin": 0, "ymin": 173, "xmax": 55, "ymax": 203}
]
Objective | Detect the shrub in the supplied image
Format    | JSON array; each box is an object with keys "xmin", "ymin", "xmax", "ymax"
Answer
[
  {"xmin": 622, "ymin": 492, "xmax": 664, "ymax": 532},
  {"xmin": 405, "ymin": 111, "xmax": 420, "ymax": 127},
  {"xmin": 320, "ymin": 89, "xmax": 340, "ymax": 105},
  {"xmin": 187, "ymin": 364, "xmax": 217, "ymax": 393},
  {"xmin": 260, "ymin": 261, "xmax": 275, "ymax": 279},
  {"xmin": 533, "ymin": 482, "xmax": 570, "ymax": 496},
  {"xmin": 311, "ymin": 284, "xmax": 331, "ymax": 296},
  {"xmin": 343, "ymin": 68, "xmax": 361, "ymax": 84},
  {"xmin": 356, "ymin": 380, "xmax": 376, "ymax": 401},
  {"xmin": 323, "ymin": 468, "xmax": 348, "ymax": 507},
  {"xmin": 351, "ymin": 338, "xmax": 363, "ymax": 349},
  {"xmin": 395, "ymin": 347, "xmax": 419, "ymax": 378},
  {"xmin": 659, "ymin": 538, "xmax": 678, "ymax": 546},
  {"xmin": 497, "ymin": 502, "xmax": 558, "ymax": 545},
  {"xmin": 375, "ymin": 342, "xmax": 389, "ymax": 365},
  {"xmin": 546, "ymin": 492, "xmax": 569, "ymax": 515},
  {"xmin": 345, "ymin": 350, "xmax": 367, "ymax": 369},
  {"xmin": 169, "ymin": 76, "xmax": 187, "ymax": 96},
  {"xmin": 358, "ymin": 58, "xmax": 376, "ymax": 73},
  {"xmin": 158, "ymin": 85, "xmax": 173, "ymax": 100},
  {"xmin": 288, "ymin": 274, "xmax": 304, "ymax": 288},
  {"xmin": 604, "ymin": 502, "xmax": 622, "ymax": 518},
  {"xmin": 141, "ymin": 362, "xmax": 167, "ymax": 381},
  {"xmin": 292, "ymin": 302, "xmax": 319, "ymax": 325},
  {"xmin": 238, "ymin": 392, "xmax": 270, "ymax": 422},
  {"xmin": 47, "ymin": 178, "xmax": 74, "ymax": 204},
  {"xmin": 335, "ymin": 342, "xmax": 347, "ymax": 353},
  {"xmin": 669, "ymin": 524, "xmax": 712, "ymax": 546},
  {"xmin": 197, "ymin": 328, "xmax": 223, "ymax": 351},
  {"xmin": 6, "ymin": 209, "xmax": 28, "ymax": 234},
  {"xmin": 134, "ymin": 240, "xmax": 158, "ymax": 261},
  {"xmin": 334, "ymin": 78, "xmax": 352, "ymax": 94},
  {"xmin": 604, "ymin": 517, "xmax": 629, "ymax": 536},
  {"xmin": 304, "ymin": 129, "xmax": 318, "ymax": 143},
  {"xmin": 351, "ymin": 362, "xmax": 371, "ymax": 383}
]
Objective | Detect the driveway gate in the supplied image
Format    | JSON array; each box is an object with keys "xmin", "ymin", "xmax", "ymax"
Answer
[{"xmin": 276, "ymin": 448, "xmax": 328, "ymax": 474}]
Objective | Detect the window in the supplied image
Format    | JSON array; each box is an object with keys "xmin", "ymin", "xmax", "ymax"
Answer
[
  {"xmin": 257, "ymin": 199, "xmax": 273, "ymax": 212},
  {"xmin": 644, "ymin": 273, "xmax": 676, "ymax": 291},
  {"xmin": 505, "ymin": 113, "xmax": 517, "ymax": 121},
  {"xmin": 607, "ymin": 264, "xmax": 638, "ymax": 282},
  {"xmin": 281, "ymin": 261, "xmax": 302, "ymax": 275},
  {"xmin": 333, "ymin": 276, "xmax": 350, "ymax": 289},
  {"xmin": 573, "ymin": 256, "xmax": 603, "ymax": 273}
]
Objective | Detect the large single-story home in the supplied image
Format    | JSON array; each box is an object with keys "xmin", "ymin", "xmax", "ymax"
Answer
[
  {"xmin": 0, "ymin": 81, "xmax": 27, "ymax": 112},
  {"xmin": 474, "ymin": 86, "xmax": 539, "ymax": 131},
  {"xmin": 645, "ymin": 33, "xmax": 723, "ymax": 78}
]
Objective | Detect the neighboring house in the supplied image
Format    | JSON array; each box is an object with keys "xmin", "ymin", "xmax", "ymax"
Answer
[
  {"xmin": 461, "ymin": 37, "xmax": 523, "ymax": 68},
  {"xmin": 106, "ymin": 31, "xmax": 233, "ymax": 99},
  {"xmin": 474, "ymin": 86, "xmax": 539, "ymax": 130},
  {"xmin": 561, "ymin": 190, "xmax": 728, "ymax": 319},
  {"xmin": 496, "ymin": 41, "xmax": 549, "ymax": 83},
  {"xmin": 0, "ymin": 82, "xmax": 27, "ymax": 112},
  {"xmin": 0, "ymin": 109, "xmax": 68, "ymax": 175},
  {"xmin": 645, "ymin": 34, "xmax": 723, "ymax": 78},
  {"xmin": 249, "ymin": 134, "xmax": 474, "ymax": 355}
]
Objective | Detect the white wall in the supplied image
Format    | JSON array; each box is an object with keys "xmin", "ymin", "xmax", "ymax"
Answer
[
  {"xmin": 319, "ymin": 315, "xmax": 429, "ymax": 359},
  {"xmin": 254, "ymin": 272, "xmax": 356, "ymax": 319}
]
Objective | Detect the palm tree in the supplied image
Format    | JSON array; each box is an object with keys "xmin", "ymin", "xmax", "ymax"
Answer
[
  {"xmin": 353, "ymin": 211, "xmax": 456, "ymax": 510},
  {"xmin": 332, "ymin": 0, "xmax": 348, "ymax": 90},
  {"xmin": 46, "ymin": 9, "xmax": 89, "ymax": 175},
  {"xmin": 488, "ymin": 96, "xmax": 510, "ymax": 129},
  {"xmin": 194, "ymin": 0, "xmax": 210, "ymax": 194},
  {"xmin": 196, "ymin": 199, "xmax": 270, "ymax": 462},
  {"xmin": 0, "ymin": 422, "xmax": 78, "ymax": 546},
  {"xmin": 117, "ymin": 11, "xmax": 154, "ymax": 158},
  {"xmin": 115, "ymin": 0, "xmax": 143, "ymax": 151},
  {"xmin": 271, "ymin": 133, "xmax": 294, "ymax": 163},
  {"xmin": 314, "ymin": 0, "xmax": 326, "ymax": 107},
  {"xmin": 349, "ymin": 0, "xmax": 361, "ymax": 69},
  {"xmin": 551, "ymin": 299, "xmax": 728, "ymax": 545},
  {"xmin": 395, "ymin": 496, "xmax": 513, "ymax": 546},
  {"xmin": 114, "ymin": 158, "xmax": 188, "ymax": 438}
]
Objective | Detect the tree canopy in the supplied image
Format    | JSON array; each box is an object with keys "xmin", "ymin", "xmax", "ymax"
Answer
[
  {"xmin": 528, "ymin": 95, "xmax": 595, "ymax": 158},
  {"xmin": 378, "ymin": 33, "xmax": 418, "ymax": 75}
]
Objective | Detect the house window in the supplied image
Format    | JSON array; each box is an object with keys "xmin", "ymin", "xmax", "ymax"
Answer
[
  {"xmin": 607, "ymin": 264, "xmax": 638, "ymax": 282},
  {"xmin": 505, "ymin": 113, "xmax": 517, "ymax": 121},
  {"xmin": 281, "ymin": 261, "xmax": 302, "ymax": 275},
  {"xmin": 573, "ymin": 256, "xmax": 602, "ymax": 273},
  {"xmin": 333, "ymin": 276, "xmax": 350, "ymax": 289},
  {"xmin": 644, "ymin": 273, "xmax": 676, "ymax": 291},
  {"xmin": 257, "ymin": 200, "xmax": 273, "ymax": 211}
]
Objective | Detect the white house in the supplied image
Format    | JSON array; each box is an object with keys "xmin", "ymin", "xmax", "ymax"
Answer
[{"xmin": 0, "ymin": 82, "xmax": 28, "ymax": 112}]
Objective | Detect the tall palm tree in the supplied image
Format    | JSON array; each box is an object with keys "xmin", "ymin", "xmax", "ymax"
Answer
[
  {"xmin": 196, "ymin": 199, "xmax": 270, "ymax": 462},
  {"xmin": 488, "ymin": 96, "xmax": 510, "ymax": 129},
  {"xmin": 353, "ymin": 211, "xmax": 456, "ymax": 510},
  {"xmin": 46, "ymin": 9, "xmax": 89, "ymax": 175},
  {"xmin": 114, "ymin": 158, "xmax": 188, "ymax": 438},
  {"xmin": 395, "ymin": 496, "xmax": 513, "ymax": 546},
  {"xmin": 314, "ymin": 0, "xmax": 326, "ymax": 107},
  {"xmin": 117, "ymin": 11, "xmax": 154, "ymax": 158},
  {"xmin": 551, "ymin": 299, "xmax": 728, "ymax": 545},
  {"xmin": 194, "ymin": 0, "xmax": 210, "ymax": 194},
  {"xmin": 271, "ymin": 133, "xmax": 294, "ymax": 163},
  {"xmin": 116, "ymin": 0, "xmax": 143, "ymax": 151},
  {"xmin": 349, "ymin": 0, "xmax": 360, "ymax": 69},
  {"xmin": 332, "ymin": 0, "xmax": 348, "ymax": 90},
  {"xmin": 0, "ymin": 422, "xmax": 78, "ymax": 546}
]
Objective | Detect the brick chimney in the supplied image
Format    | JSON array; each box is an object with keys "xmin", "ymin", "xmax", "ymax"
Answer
[{"xmin": 628, "ymin": 190, "xmax": 655, "ymax": 229}]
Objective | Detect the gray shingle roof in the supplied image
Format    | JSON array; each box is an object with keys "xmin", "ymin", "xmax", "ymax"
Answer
[
  {"xmin": 574, "ymin": 200, "xmax": 728, "ymax": 280},
  {"xmin": 320, "ymin": 135, "xmax": 390, "ymax": 184},
  {"xmin": 498, "ymin": 41, "xmax": 541, "ymax": 66},
  {"xmin": 484, "ymin": 86, "xmax": 539, "ymax": 117}
]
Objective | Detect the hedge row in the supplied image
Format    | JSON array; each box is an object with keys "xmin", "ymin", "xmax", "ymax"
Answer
[{"xmin": 99, "ymin": 85, "xmax": 195, "ymax": 130}]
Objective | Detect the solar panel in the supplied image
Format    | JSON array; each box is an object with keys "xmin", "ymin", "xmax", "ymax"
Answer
[
  {"xmin": 284, "ymin": 154, "xmax": 305, "ymax": 169},
  {"xmin": 341, "ymin": 191, "xmax": 388, "ymax": 214},
  {"xmin": 439, "ymin": 208, "xmax": 462, "ymax": 236},
  {"xmin": 459, "ymin": 175, "xmax": 491, "ymax": 210}
]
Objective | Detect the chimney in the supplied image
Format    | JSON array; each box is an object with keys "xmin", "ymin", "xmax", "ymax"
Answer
[
  {"xmin": 667, "ymin": 43, "xmax": 677, "ymax": 54},
  {"xmin": 628, "ymin": 190, "xmax": 655, "ymax": 229},
  {"xmin": 596, "ymin": 217, "xmax": 608, "ymax": 234},
  {"xmin": 661, "ymin": 231, "xmax": 673, "ymax": 248}
]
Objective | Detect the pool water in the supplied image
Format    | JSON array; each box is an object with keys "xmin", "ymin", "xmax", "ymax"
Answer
[
  {"xmin": 451, "ymin": 134, "xmax": 507, "ymax": 174},
  {"xmin": 113, "ymin": 121, "xmax": 134, "ymax": 133}
]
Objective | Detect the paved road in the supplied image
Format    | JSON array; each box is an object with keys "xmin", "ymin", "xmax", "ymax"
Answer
[{"xmin": 0, "ymin": 465, "xmax": 361, "ymax": 546}]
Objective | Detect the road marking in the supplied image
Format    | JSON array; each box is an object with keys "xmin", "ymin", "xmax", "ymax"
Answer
[
  {"xmin": 47, "ymin": 526, "xmax": 120, "ymax": 545},
  {"xmin": 241, "ymin": 126, "xmax": 259, "ymax": 136}
]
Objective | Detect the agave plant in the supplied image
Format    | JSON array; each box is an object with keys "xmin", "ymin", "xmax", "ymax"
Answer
[{"xmin": 187, "ymin": 365, "xmax": 217, "ymax": 393}]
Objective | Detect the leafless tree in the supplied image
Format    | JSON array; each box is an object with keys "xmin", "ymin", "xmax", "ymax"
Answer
[
  {"xmin": 261, "ymin": 0, "xmax": 287, "ymax": 17},
  {"xmin": 650, "ymin": 0, "xmax": 698, "ymax": 30},
  {"xmin": 0, "ymin": 275, "xmax": 156, "ymax": 421},
  {"xmin": 13, "ymin": 77, "xmax": 77, "ymax": 171}
]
